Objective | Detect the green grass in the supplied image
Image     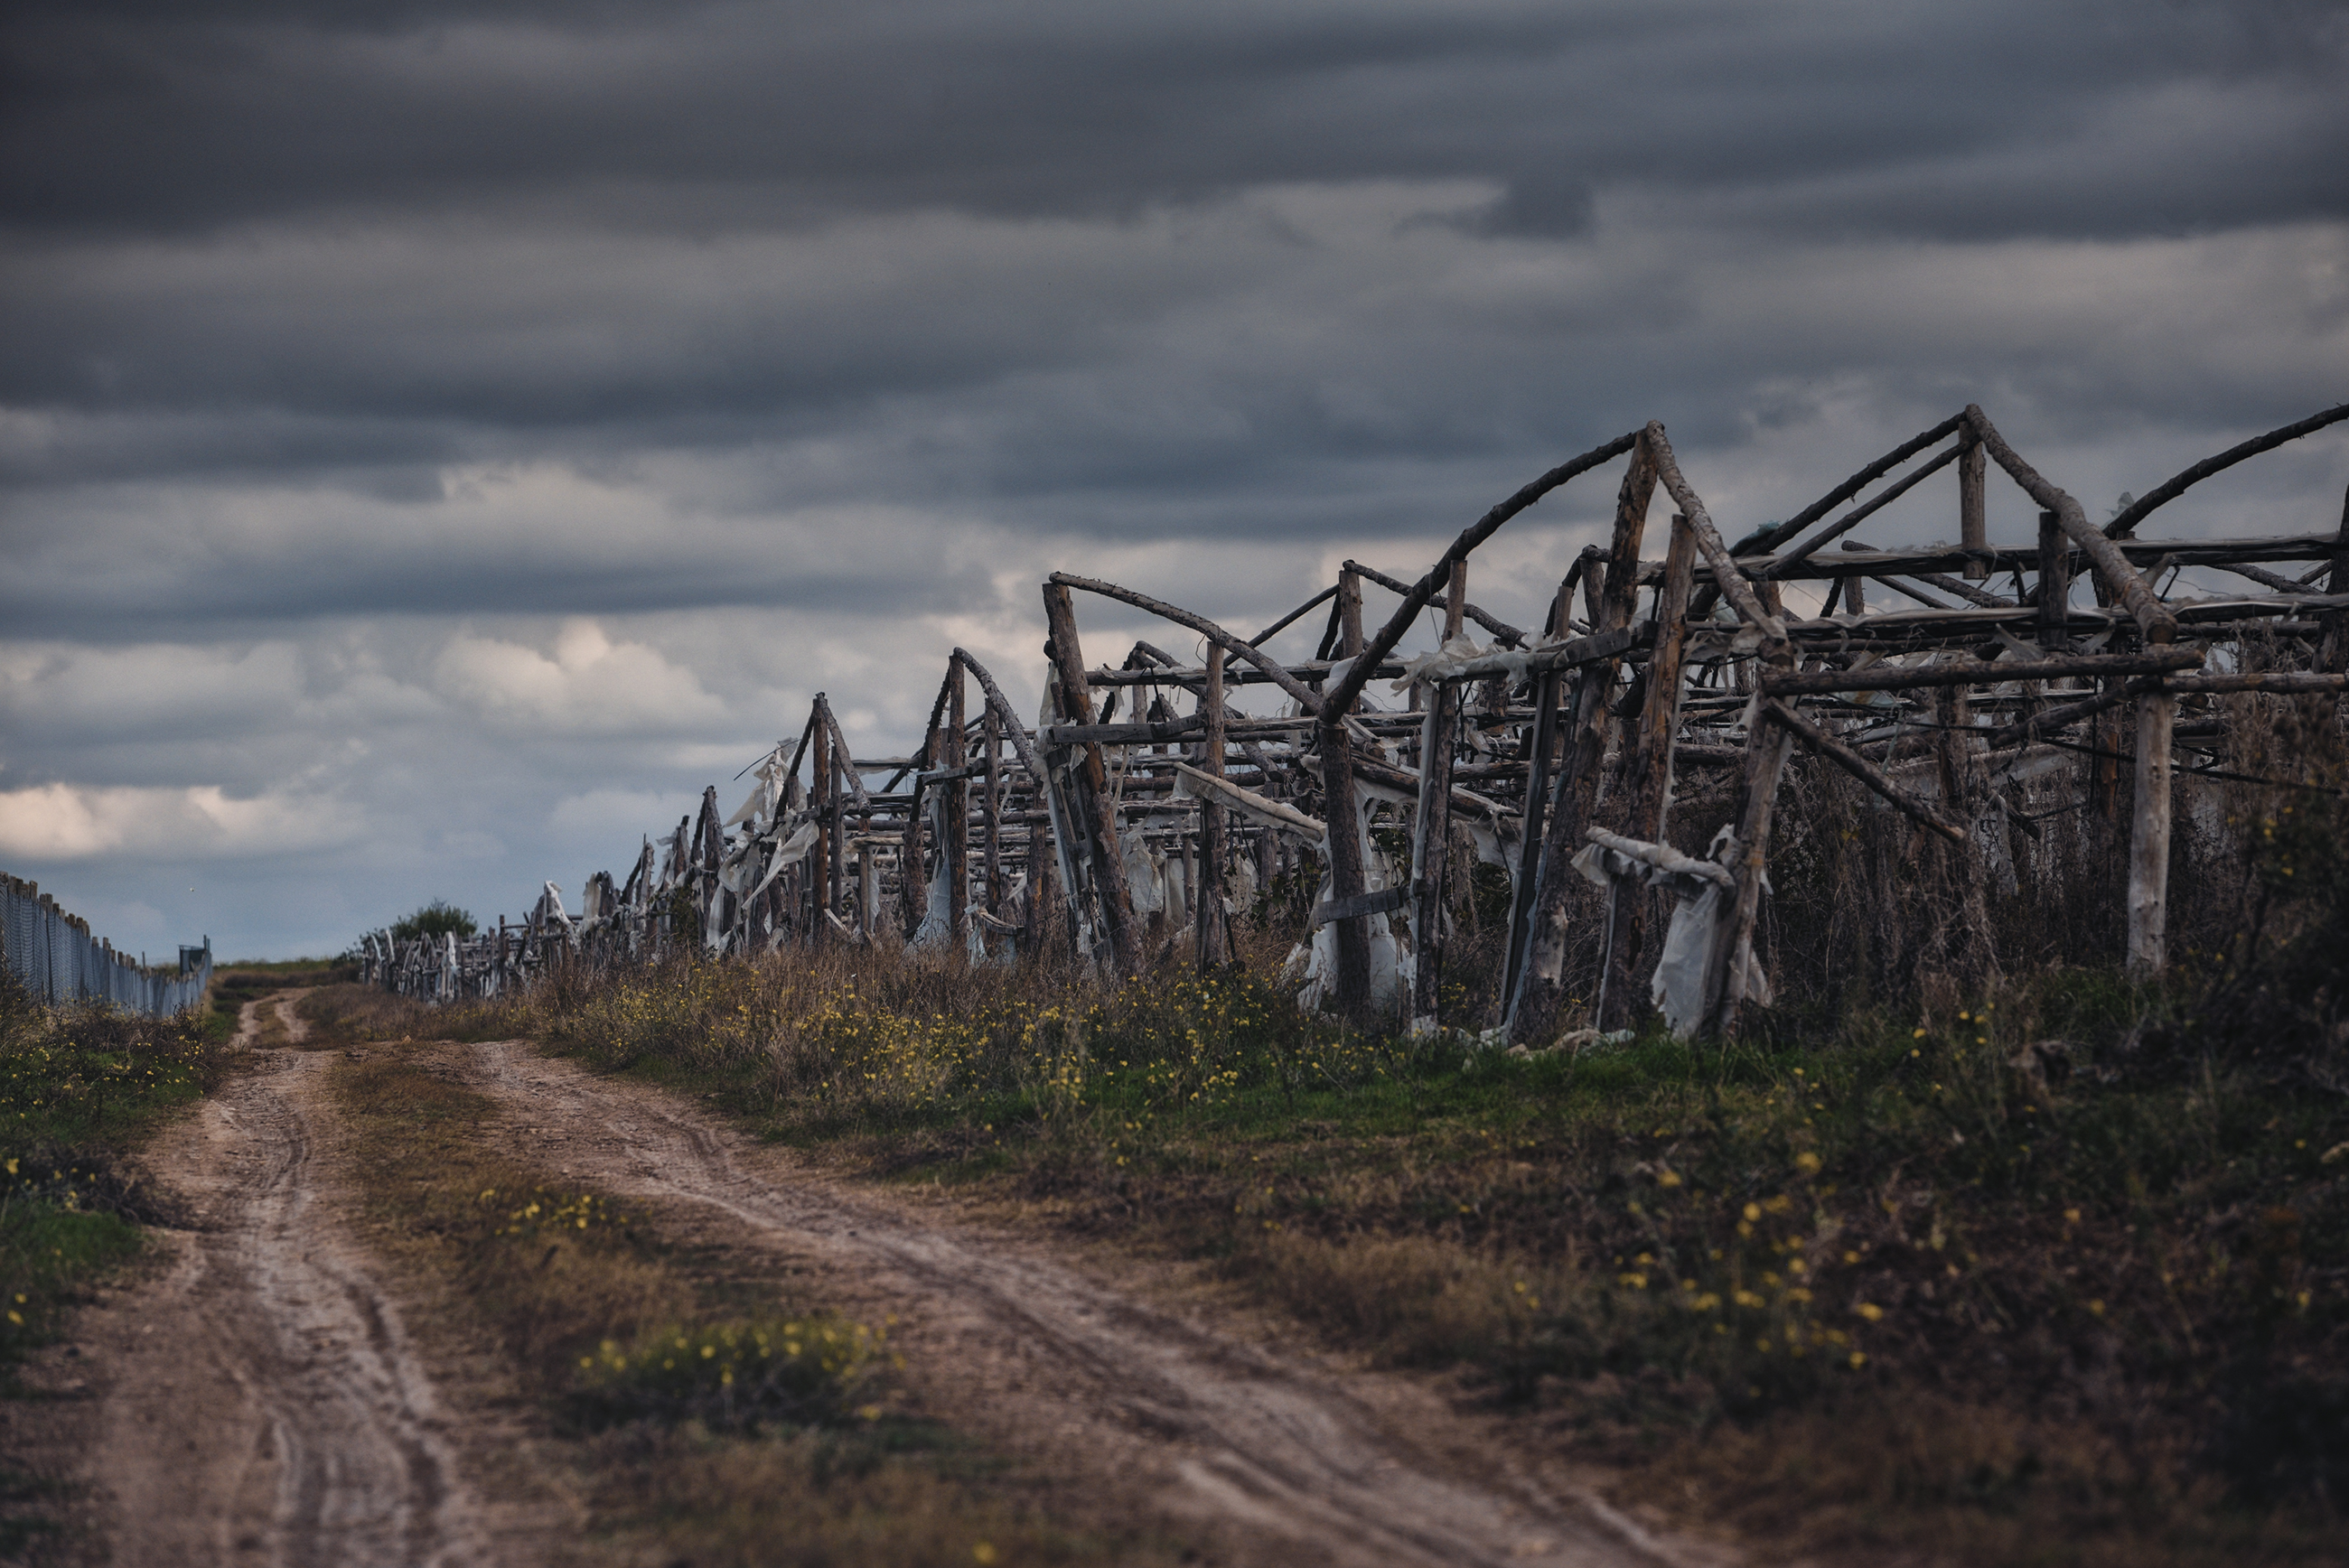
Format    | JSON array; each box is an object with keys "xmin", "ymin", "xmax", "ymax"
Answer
[{"xmin": 0, "ymin": 981, "xmax": 229, "ymax": 1368}]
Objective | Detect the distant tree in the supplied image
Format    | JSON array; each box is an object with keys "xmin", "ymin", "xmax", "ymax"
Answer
[{"xmin": 389, "ymin": 900, "xmax": 478, "ymax": 942}]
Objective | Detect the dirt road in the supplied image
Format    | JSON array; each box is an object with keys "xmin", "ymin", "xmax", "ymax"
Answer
[
  {"xmin": 454, "ymin": 1039, "xmax": 1722, "ymax": 1568},
  {"xmin": 32, "ymin": 996, "xmax": 537, "ymax": 1568},
  {"xmin": 21, "ymin": 1009, "xmax": 1724, "ymax": 1566}
]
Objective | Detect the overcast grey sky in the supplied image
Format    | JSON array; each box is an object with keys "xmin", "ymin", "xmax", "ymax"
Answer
[{"xmin": 4, "ymin": 0, "xmax": 2345, "ymax": 958}]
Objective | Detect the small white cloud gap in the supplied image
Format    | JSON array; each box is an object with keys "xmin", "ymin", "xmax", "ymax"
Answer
[
  {"xmin": 433, "ymin": 618, "xmax": 726, "ymax": 733},
  {"xmin": 0, "ymin": 782, "xmax": 360, "ymax": 862}
]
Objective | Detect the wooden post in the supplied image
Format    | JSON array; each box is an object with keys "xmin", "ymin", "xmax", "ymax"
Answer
[
  {"xmin": 1042, "ymin": 583, "xmax": 1144, "ymax": 976},
  {"xmin": 1959, "ymin": 425, "xmax": 1988, "ymax": 580},
  {"xmin": 828, "ymin": 744, "xmax": 847, "ymax": 934},
  {"xmin": 2037, "ymin": 509, "xmax": 2070, "ymax": 653},
  {"xmin": 1025, "ymin": 825, "xmax": 1051, "ymax": 956},
  {"xmin": 810, "ymin": 713, "xmax": 833, "ymax": 941},
  {"xmin": 857, "ymin": 848, "xmax": 876, "ymax": 940},
  {"xmin": 2127, "ymin": 691, "xmax": 2175, "ymax": 976},
  {"xmin": 1318, "ymin": 716, "xmax": 1374, "ymax": 1019},
  {"xmin": 1408, "ymin": 560, "xmax": 1468, "ymax": 1031},
  {"xmin": 1599, "ymin": 513, "xmax": 1696, "ymax": 1030},
  {"xmin": 1709, "ymin": 713, "xmax": 1797, "ymax": 1037},
  {"xmin": 948, "ymin": 658, "xmax": 969, "ymax": 956},
  {"xmin": 1316, "ymin": 561, "xmax": 1376, "ymax": 1015},
  {"xmin": 1502, "ymin": 570, "xmax": 1577, "ymax": 992},
  {"xmin": 1508, "ymin": 438, "xmax": 1656, "ymax": 1044},
  {"xmin": 983, "ymin": 701, "xmax": 1002, "ymax": 910},
  {"xmin": 1195, "ymin": 645, "xmax": 1230, "ymax": 968},
  {"xmin": 2321, "ymin": 478, "xmax": 2349, "ymax": 673}
]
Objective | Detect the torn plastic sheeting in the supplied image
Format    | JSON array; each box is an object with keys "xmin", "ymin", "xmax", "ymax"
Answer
[
  {"xmin": 1119, "ymin": 826, "xmax": 1167, "ymax": 915},
  {"xmin": 1278, "ymin": 780, "xmax": 1411, "ymax": 1017},
  {"xmin": 1566, "ymin": 827, "xmax": 1760, "ymax": 1040},
  {"xmin": 910, "ymin": 789, "xmax": 955, "ymax": 950}
]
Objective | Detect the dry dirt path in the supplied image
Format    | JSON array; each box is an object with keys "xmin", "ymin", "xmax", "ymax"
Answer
[
  {"xmin": 456, "ymin": 1039, "xmax": 1729, "ymax": 1568},
  {"xmin": 36, "ymin": 994, "xmax": 538, "ymax": 1568}
]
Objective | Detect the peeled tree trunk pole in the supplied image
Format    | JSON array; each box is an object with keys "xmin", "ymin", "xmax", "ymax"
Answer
[
  {"xmin": 1195, "ymin": 645, "xmax": 1231, "ymax": 968},
  {"xmin": 1643, "ymin": 425, "xmax": 1796, "ymax": 1040},
  {"xmin": 1408, "ymin": 560, "xmax": 1468, "ymax": 1033},
  {"xmin": 1506, "ymin": 439, "xmax": 1656, "ymax": 1046},
  {"xmin": 1599, "ymin": 513, "xmax": 1696, "ymax": 1031},
  {"xmin": 1970, "ymin": 403, "xmax": 2184, "ymax": 976},
  {"xmin": 947, "ymin": 657, "xmax": 969, "ymax": 957},
  {"xmin": 1326, "ymin": 565, "xmax": 1374, "ymax": 1017},
  {"xmin": 1041, "ymin": 583, "xmax": 1145, "ymax": 978}
]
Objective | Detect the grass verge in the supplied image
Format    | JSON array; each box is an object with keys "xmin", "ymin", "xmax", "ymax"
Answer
[{"xmin": 330, "ymin": 1041, "xmax": 1176, "ymax": 1566}]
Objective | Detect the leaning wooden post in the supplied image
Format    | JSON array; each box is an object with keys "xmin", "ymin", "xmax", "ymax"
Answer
[
  {"xmin": 1507, "ymin": 439, "xmax": 1657, "ymax": 1045},
  {"xmin": 2127, "ymin": 689, "xmax": 2175, "ymax": 976},
  {"xmin": 1042, "ymin": 583, "xmax": 1144, "ymax": 976},
  {"xmin": 948, "ymin": 657, "xmax": 970, "ymax": 957},
  {"xmin": 1710, "ymin": 711, "xmax": 1797, "ymax": 1036},
  {"xmin": 1194, "ymin": 646, "xmax": 1230, "ymax": 968},
  {"xmin": 1408, "ymin": 559, "xmax": 1468, "ymax": 1032},
  {"xmin": 1599, "ymin": 512, "xmax": 1696, "ymax": 1030},
  {"xmin": 1959, "ymin": 424, "xmax": 1988, "ymax": 580},
  {"xmin": 1503, "ymin": 564, "xmax": 1586, "ymax": 990}
]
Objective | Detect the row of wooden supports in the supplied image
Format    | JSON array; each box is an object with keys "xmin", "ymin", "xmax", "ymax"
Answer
[{"xmin": 388, "ymin": 400, "xmax": 2349, "ymax": 1041}]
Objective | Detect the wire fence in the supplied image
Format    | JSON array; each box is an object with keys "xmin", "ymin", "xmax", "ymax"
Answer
[{"xmin": 2, "ymin": 873, "xmax": 212, "ymax": 1016}]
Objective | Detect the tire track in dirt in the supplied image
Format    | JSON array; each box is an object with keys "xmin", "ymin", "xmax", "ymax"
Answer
[
  {"xmin": 458, "ymin": 1039, "xmax": 1729, "ymax": 1568},
  {"xmin": 70, "ymin": 994, "xmax": 514, "ymax": 1568}
]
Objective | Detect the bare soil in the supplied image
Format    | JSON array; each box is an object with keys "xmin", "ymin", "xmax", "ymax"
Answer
[{"xmin": 6, "ymin": 995, "xmax": 563, "ymax": 1568}]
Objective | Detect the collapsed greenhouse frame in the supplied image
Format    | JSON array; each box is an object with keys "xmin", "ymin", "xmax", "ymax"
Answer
[{"xmin": 360, "ymin": 401, "xmax": 2349, "ymax": 1042}]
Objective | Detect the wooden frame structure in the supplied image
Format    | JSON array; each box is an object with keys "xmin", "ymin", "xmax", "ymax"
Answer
[{"xmin": 363, "ymin": 401, "xmax": 2349, "ymax": 1041}]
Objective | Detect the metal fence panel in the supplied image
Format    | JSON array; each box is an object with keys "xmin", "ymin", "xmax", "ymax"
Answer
[{"xmin": 0, "ymin": 873, "xmax": 211, "ymax": 1016}]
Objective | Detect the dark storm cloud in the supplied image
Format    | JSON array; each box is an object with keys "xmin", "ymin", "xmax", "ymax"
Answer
[{"xmin": 7, "ymin": 0, "xmax": 2343, "ymax": 243}]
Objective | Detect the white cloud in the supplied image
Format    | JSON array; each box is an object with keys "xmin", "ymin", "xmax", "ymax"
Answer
[
  {"xmin": 0, "ymin": 782, "xmax": 360, "ymax": 862},
  {"xmin": 433, "ymin": 618, "xmax": 726, "ymax": 733}
]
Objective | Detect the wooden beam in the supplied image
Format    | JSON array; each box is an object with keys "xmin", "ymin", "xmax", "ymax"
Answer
[
  {"xmin": 1764, "ymin": 699, "xmax": 1965, "ymax": 845},
  {"xmin": 1765, "ymin": 647, "xmax": 2203, "ymax": 696},
  {"xmin": 1965, "ymin": 405, "xmax": 2176, "ymax": 644}
]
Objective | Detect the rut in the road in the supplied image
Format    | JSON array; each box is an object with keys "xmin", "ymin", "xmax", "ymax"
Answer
[
  {"xmin": 458, "ymin": 1040, "xmax": 1721, "ymax": 1568},
  {"xmin": 88, "ymin": 997, "xmax": 507, "ymax": 1568}
]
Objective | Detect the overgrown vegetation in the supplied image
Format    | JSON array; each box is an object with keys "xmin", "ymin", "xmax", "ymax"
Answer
[{"xmin": 332, "ymin": 1044, "xmax": 1173, "ymax": 1566}]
